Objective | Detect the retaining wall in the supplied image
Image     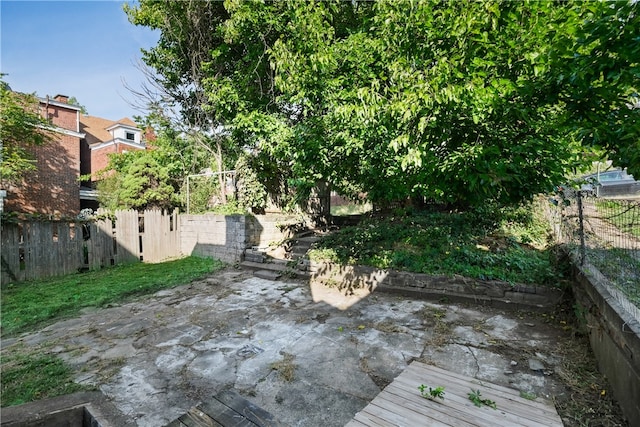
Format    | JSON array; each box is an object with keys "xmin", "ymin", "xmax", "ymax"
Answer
[
  {"xmin": 570, "ymin": 259, "xmax": 640, "ymax": 424},
  {"xmin": 309, "ymin": 262, "xmax": 564, "ymax": 309}
]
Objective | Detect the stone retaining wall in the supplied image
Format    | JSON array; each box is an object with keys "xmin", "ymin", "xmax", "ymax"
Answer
[
  {"xmin": 309, "ymin": 262, "xmax": 564, "ymax": 309},
  {"xmin": 570, "ymin": 259, "xmax": 640, "ymax": 424}
]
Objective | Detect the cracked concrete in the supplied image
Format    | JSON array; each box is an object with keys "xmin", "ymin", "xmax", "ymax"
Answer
[{"xmin": 2, "ymin": 268, "xmax": 574, "ymax": 426}]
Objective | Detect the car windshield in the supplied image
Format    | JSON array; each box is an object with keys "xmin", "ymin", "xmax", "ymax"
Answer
[{"xmin": 598, "ymin": 171, "xmax": 625, "ymax": 181}]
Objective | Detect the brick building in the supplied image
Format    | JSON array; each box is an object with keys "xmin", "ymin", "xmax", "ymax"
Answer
[
  {"xmin": 3, "ymin": 94, "xmax": 85, "ymax": 217},
  {"xmin": 79, "ymin": 115, "xmax": 146, "ymax": 210},
  {"xmin": 3, "ymin": 94, "xmax": 146, "ymax": 216}
]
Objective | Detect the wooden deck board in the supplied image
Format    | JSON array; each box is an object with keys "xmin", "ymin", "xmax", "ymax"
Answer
[
  {"xmin": 346, "ymin": 361, "xmax": 563, "ymax": 427},
  {"xmin": 164, "ymin": 390, "xmax": 281, "ymax": 427}
]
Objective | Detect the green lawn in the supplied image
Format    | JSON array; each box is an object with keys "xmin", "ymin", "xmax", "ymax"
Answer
[{"xmin": 1, "ymin": 256, "xmax": 223, "ymax": 337}]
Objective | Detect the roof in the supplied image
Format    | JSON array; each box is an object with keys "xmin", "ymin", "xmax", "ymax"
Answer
[{"xmin": 80, "ymin": 115, "xmax": 140, "ymax": 146}]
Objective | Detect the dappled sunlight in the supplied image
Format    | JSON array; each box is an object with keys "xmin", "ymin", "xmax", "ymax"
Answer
[
  {"xmin": 309, "ymin": 281, "xmax": 373, "ymax": 310},
  {"xmin": 309, "ymin": 269, "xmax": 388, "ymax": 310}
]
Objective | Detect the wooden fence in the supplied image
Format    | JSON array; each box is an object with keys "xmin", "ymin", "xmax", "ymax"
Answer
[{"xmin": 1, "ymin": 209, "xmax": 180, "ymax": 284}]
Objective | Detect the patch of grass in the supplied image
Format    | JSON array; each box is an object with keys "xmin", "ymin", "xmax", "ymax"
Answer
[
  {"xmin": 1, "ymin": 352, "xmax": 92, "ymax": 407},
  {"xmin": 270, "ymin": 352, "xmax": 296, "ymax": 382},
  {"xmin": 595, "ymin": 200, "xmax": 640, "ymax": 238},
  {"xmin": 310, "ymin": 200, "xmax": 563, "ymax": 286},
  {"xmin": 1, "ymin": 256, "xmax": 223, "ymax": 337}
]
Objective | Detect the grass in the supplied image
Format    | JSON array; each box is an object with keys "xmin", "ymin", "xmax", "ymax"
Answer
[
  {"xmin": 1, "ymin": 351, "xmax": 92, "ymax": 407},
  {"xmin": 312, "ymin": 199, "xmax": 563, "ymax": 286},
  {"xmin": 270, "ymin": 352, "xmax": 296, "ymax": 382},
  {"xmin": 1, "ymin": 256, "xmax": 224, "ymax": 337},
  {"xmin": 595, "ymin": 199, "xmax": 640, "ymax": 238}
]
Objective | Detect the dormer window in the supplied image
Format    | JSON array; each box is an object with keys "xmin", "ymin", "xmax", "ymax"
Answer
[{"xmin": 125, "ymin": 132, "xmax": 135, "ymax": 141}]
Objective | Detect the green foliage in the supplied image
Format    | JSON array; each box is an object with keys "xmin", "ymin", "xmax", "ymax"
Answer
[
  {"xmin": 310, "ymin": 202, "xmax": 561, "ymax": 286},
  {"xmin": 67, "ymin": 96, "xmax": 88, "ymax": 114},
  {"xmin": 551, "ymin": 1, "xmax": 640, "ymax": 177},
  {"xmin": 419, "ymin": 384, "xmax": 445, "ymax": 401},
  {"xmin": 1, "ymin": 256, "xmax": 222, "ymax": 336},
  {"xmin": 125, "ymin": 1, "xmax": 638, "ymax": 209},
  {"xmin": 1, "ymin": 353, "xmax": 91, "ymax": 407},
  {"xmin": 468, "ymin": 389, "xmax": 497, "ymax": 409},
  {"xmin": 0, "ymin": 79, "xmax": 53, "ymax": 185},
  {"xmin": 235, "ymin": 153, "xmax": 268, "ymax": 213},
  {"xmin": 96, "ymin": 149, "xmax": 178, "ymax": 211}
]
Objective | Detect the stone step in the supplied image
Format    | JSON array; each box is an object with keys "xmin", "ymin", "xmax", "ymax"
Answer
[
  {"xmin": 254, "ymin": 270, "xmax": 282, "ymax": 281},
  {"xmin": 239, "ymin": 260, "xmax": 310, "ymax": 279},
  {"xmin": 244, "ymin": 250, "xmax": 266, "ymax": 263}
]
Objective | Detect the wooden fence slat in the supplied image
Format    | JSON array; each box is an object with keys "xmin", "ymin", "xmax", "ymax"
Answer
[{"xmin": 1, "ymin": 209, "xmax": 182, "ymax": 284}]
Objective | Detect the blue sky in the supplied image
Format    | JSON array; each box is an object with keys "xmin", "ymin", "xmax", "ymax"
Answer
[{"xmin": 1, "ymin": 0, "xmax": 159, "ymax": 120}]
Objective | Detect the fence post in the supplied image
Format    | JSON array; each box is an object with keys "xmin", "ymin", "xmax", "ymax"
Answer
[{"xmin": 577, "ymin": 190, "xmax": 586, "ymax": 266}]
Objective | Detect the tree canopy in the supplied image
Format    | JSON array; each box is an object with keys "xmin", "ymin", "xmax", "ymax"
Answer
[
  {"xmin": 1, "ymin": 79, "xmax": 53, "ymax": 186},
  {"xmin": 125, "ymin": 0, "xmax": 639, "ymax": 209}
]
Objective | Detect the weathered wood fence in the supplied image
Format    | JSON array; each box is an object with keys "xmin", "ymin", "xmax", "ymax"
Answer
[{"xmin": 1, "ymin": 209, "xmax": 179, "ymax": 284}]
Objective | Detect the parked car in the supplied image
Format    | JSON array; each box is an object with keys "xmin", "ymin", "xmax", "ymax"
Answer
[{"xmin": 580, "ymin": 169, "xmax": 640, "ymax": 197}]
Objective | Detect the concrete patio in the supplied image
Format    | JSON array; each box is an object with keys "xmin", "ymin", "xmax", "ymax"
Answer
[{"xmin": 2, "ymin": 268, "xmax": 577, "ymax": 426}]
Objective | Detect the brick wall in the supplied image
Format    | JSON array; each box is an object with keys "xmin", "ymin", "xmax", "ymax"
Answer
[
  {"xmin": 91, "ymin": 145, "xmax": 119, "ymax": 178},
  {"xmin": 4, "ymin": 100, "xmax": 82, "ymax": 217}
]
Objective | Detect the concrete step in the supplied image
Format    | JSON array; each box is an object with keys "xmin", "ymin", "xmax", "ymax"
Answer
[
  {"xmin": 239, "ymin": 260, "xmax": 310, "ymax": 279},
  {"xmin": 254, "ymin": 270, "xmax": 282, "ymax": 281}
]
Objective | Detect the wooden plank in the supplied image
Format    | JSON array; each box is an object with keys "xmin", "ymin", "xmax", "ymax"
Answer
[
  {"xmin": 347, "ymin": 362, "xmax": 563, "ymax": 427},
  {"xmin": 372, "ymin": 385, "xmax": 479, "ymax": 427},
  {"xmin": 198, "ymin": 398, "xmax": 257, "ymax": 427},
  {"xmin": 396, "ymin": 364, "xmax": 562, "ymax": 426},
  {"xmin": 412, "ymin": 363, "xmax": 556, "ymax": 412},
  {"xmin": 176, "ymin": 407, "xmax": 224, "ymax": 427},
  {"xmin": 405, "ymin": 363, "xmax": 562, "ymax": 425},
  {"xmin": 213, "ymin": 390, "xmax": 280, "ymax": 427},
  {"xmin": 344, "ymin": 418, "xmax": 369, "ymax": 427},
  {"xmin": 392, "ymin": 372, "xmax": 545, "ymax": 427},
  {"xmin": 115, "ymin": 209, "xmax": 140, "ymax": 263}
]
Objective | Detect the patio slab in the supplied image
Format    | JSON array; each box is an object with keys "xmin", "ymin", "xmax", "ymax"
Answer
[{"xmin": 1, "ymin": 268, "xmax": 574, "ymax": 426}]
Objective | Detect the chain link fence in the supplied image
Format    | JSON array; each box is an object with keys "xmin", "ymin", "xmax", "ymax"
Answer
[{"xmin": 549, "ymin": 191, "xmax": 640, "ymax": 321}]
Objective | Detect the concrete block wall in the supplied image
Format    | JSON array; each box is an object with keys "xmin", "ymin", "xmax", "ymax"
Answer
[
  {"xmin": 571, "ymin": 261, "xmax": 640, "ymax": 424},
  {"xmin": 245, "ymin": 214, "xmax": 304, "ymax": 249},
  {"xmin": 180, "ymin": 214, "xmax": 247, "ymax": 263},
  {"xmin": 179, "ymin": 213, "xmax": 303, "ymax": 263}
]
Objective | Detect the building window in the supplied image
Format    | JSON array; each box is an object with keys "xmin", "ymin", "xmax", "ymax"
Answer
[{"xmin": 125, "ymin": 132, "xmax": 135, "ymax": 141}]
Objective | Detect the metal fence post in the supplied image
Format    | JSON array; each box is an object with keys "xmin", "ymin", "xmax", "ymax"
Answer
[{"xmin": 577, "ymin": 190, "xmax": 586, "ymax": 266}]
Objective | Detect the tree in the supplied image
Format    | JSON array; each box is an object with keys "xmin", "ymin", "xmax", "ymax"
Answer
[
  {"xmin": 96, "ymin": 147, "xmax": 179, "ymax": 211},
  {"xmin": 125, "ymin": 1, "xmax": 638, "ymax": 210},
  {"xmin": 124, "ymin": 0, "xmax": 282, "ymax": 203},
  {"xmin": 551, "ymin": 1, "xmax": 640, "ymax": 177},
  {"xmin": 0, "ymin": 78, "xmax": 53, "ymax": 186},
  {"xmin": 67, "ymin": 96, "xmax": 88, "ymax": 115}
]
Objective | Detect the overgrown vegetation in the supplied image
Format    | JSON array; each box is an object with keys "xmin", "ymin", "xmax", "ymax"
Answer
[
  {"xmin": 596, "ymin": 200, "xmax": 640, "ymax": 238},
  {"xmin": 1, "ymin": 256, "xmax": 223, "ymax": 336},
  {"xmin": 310, "ymin": 200, "xmax": 562, "ymax": 286}
]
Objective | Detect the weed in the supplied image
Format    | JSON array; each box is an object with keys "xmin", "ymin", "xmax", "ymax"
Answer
[
  {"xmin": 270, "ymin": 352, "xmax": 296, "ymax": 382},
  {"xmin": 519, "ymin": 391, "xmax": 537, "ymax": 400},
  {"xmin": 468, "ymin": 389, "xmax": 497, "ymax": 409},
  {"xmin": 418, "ymin": 384, "xmax": 445, "ymax": 401},
  {"xmin": 374, "ymin": 320, "xmax": 404, "ymax": 333},
  {"xmin": 311, "ymin": 201, "xmax": 563, "ymax": 286}
]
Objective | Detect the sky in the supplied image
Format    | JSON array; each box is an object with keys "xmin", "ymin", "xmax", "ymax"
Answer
[{"xmin": 1, "ymin": 0, "xmax": 159, "ymax": 121}]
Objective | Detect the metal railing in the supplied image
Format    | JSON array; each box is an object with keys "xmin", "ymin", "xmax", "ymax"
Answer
[{"xmin": 549, "ymin": 190, "xmax": 640, "ymax": 319}]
